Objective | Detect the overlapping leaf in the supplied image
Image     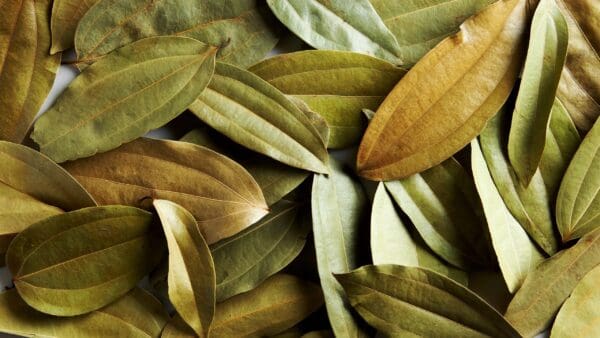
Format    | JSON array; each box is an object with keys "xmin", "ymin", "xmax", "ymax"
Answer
[{"xmin": 50, "ymin": 0, "xmax": 99, "ymax": 53}]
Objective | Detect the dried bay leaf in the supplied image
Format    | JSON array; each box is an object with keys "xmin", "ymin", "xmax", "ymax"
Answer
[
  {"xmin": 286, "ymin": 95, "xmax": 331, "ymax": 147},
  {"xmin": 249, "ymin": 50, "xmax": 406, "ymax": 149},
  {"xmin": 6, "ymin": 206, "xmax": 163, "ymax": 316},
  {"xmin": 505, "ymin": 228, "xmax": 600, "ymax": 337},
  {"xmin": 335, "ymin": 265, "xmax": 521, "ymax": 337},
  {"xmin": 311, "ymin": 157, "xmax": 370, "ymax": 337},
  {"xmin": 162, "ymin": 315, "xmax": 196, "ymax": 338},
  {"xmin": 472, "ymin": 139, "xmax": 544, "ymax": 292},
  {"xmin": 63, "ymin": 138, "xmax": 268, "ymax": 244},
  {"xmin": 32, "ymin": 36, "xmax": 216, "ymax": 163},
  {"xmin": 0, "ymin": 288, "xmax": 169, "ymax": 337},
  {"xmin": 0, "ymin": 0, "xmax": 61, "ymax": 143},
  {"xmin": 50, "ymin": 0, "xmax": 99, "ymax": 54},
  {"xmin": 189, "ymin": 62, "xmax": 329, "ymax": 174},
  {"xmin": 508, "ymin": 0, "xmax": 569, "ymax": 186},
  {"xmin": 75, "ymin": 0, "xmax": 280, "ymax": 68},
  {"xmin": 370, "ymin": 0, "xmax": 496, "ymax": 67},
  {"xmin": 357, "ymin": 0, "xmax": 528, "ymax": 180},
  {"xmin": 266, "ymin": 0, "xmax": 402, "ymax": 64}
]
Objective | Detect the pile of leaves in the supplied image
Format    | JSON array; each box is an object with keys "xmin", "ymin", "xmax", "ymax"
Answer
[{"xmin": 0, "ymin": 0, "xmax": 598, "ymax": 337}]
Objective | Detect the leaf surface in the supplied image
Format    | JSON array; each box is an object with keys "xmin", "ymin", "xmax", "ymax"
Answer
[{"xmin": 50, "ymin": 0, "xmax": 99, "ymax": 53}]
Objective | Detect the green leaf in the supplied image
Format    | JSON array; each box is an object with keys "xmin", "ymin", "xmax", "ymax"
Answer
[
  {"xmin": 370, "ymin": 0, "xmax": 496, "ymax": 66},
  {"xmin": 505, "ymin": 228, "xmax": 600, "ymax": 337},
  {"xmin": 384, "ymin": 158, "xmax": 490, "ymax": 269},
  {"xmin": 371, "ymin": 183, "xmax": 468, "ymax": 285},
  {"xmin": 471, "ymin": 139, "xmax": 544, "ymax": 293},
  {"xmin": 154, "ymin": 200, "xmax": 215, "ymax": 338},
  {"xmin": 189, "ymin": 62, "xmax": 329, "ymax": 174},
  {"xmin": 249, "ymin": 50, "xmax": 406, "ymax": 148},
  {"xmin": 556, "ymin": 117, "xmax": 600, "ymax": 241},
  {"xmin": 287, "ymin": 95, "xmax": 331, "ymax": 147},
  {"xmin": 161, "ymin": 315, "xmax": 195, "ymax": 338},
  {"xmin": 551, "ymin": 265, "xmax": 600, "ymax": 338},
  {"xmin": 335, "ymin": 265, "xmax": 521, "ymax": 337},
  {"xmin": 0, "ymin": 288, "xmax": 169, "ymax": 337},
  {"xmin": 508, "ymin": 0, "xmax": 569, "ymax": 186},
  {"xmin": 6, "ymin": 206, "xmax": 162, "ymax": 316},
  {"xmin": 75, "ymin": 0, "xmax": 280, "ymax": 68},
  {"xmin": 63, "ymin": 138, "xmax": 269, "ymax": 244},
  {"xmin": 266, "ymin": 0, "xmax": 402, "ymax": 64},
  {"xmin": 311, "ymin": 157, "xmax": 370, "ymax": 337},
  {"xmin": 32, "ymin": 36, "xmax": 216, "ymax": 163},
  {"xmin": 0, "ymin": 0, "xmax": 60, "ymax": 143},
  {"xmin": 50, "ymin": 0, "xmax": 99, "ymax": 54},
  {"xmin": 212, "ymin": 199, "xmax": 310, "ymax": 301}
]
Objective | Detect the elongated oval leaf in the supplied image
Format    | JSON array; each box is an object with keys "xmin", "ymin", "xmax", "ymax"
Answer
[
  {"xmin": 75, "ymin": 0, "xmax": 280, "ymax": 68},
  {"xmin": 356, "ymin": 0, "xmax": 528, "ymax": 180},
  {"xmin": 505, "ymin": 228, "xmax": 600, "ymax": 337},
  {"xmin": 249, "ymin": 50, "xmax": 406, "ymax": 148},
  {"xmin": 335, "ymin": 265, "xmax": 521, "ymax": 337},
  {"xmin": 212, "ymin": 199, "xmax": 310, "ymax": 301},
  {"xmin": 556, "ymin": 117, "xmax": 600, "ymax": 241},
  {"xmin": 0, "ymin": 288, "xmax": 169, "ymax": 337},
  {"xmin": 63, "ymin": 138, "xmax": 268, "ymax": 244},
  {"xmin": 370, "ymin": 0, "xmax": 495, "ymax": 66},
  {"xmin": 508, "ymin": 0, "xmax": 569, "ymax": 185},
  {"xmin": 311, "ymin": 157, "xmax": 370, "ymax": 337},
  {"xmin": 32, "ymin": 36, "xmax": 216, "ymax": 163},
  {"xmin": 6, "ymin": 206, "xmax": 162, "ymax": 316},
  {"xmin": 50, "ymin": 0, "xmax": 98, "ymax": 54},
  {"xmin": 0, "ymin": 0, "xmax": 60, "ymax": 142},
  {"xmin": 472, "ymin": 139, "xmax": 543, "ymax": 292},
  {"xmin": 266, "ymin": 0, "xmax": 402, "ymax": 64},
  {"xmin": 189, "ymin": 62, "xmax": 329, "ymax": 174}
]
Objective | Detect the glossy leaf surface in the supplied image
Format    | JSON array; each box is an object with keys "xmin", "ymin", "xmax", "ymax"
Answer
[{"xmin": 50, "ymin": 0, "xmax": 98, "ymax": 53}]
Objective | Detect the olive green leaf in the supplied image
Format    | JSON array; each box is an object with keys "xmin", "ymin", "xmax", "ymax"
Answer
[
  {"xmin": 0, "ymin": 288, "xmax": 169, "ymax": 337},
  {"xmin": 302, "ymin": 331, "xmax": 334, "ymax": 338},
  {"xmin": 556, "ymin": 118, "xmax": 600, "ymax": 241},
  {"xmin": 63, "ymin": 138, "xmax": 269, "ymax": 244},
  {"xmin": 249, "ymin": 50, "xmax": 406, "ymax": 148},
  {"xmin": 508, "ymin": 0, "xmax": 569, "ymax": 186},
  {"xmin": 312, "ymin": 157, "xmax": 370, "ymax": 337},
  {"xmin": 551, "ymin": 265, "xmax": 600, "ymax": 338},
  {"xmin": 211, "ymin": 274, "xmax": 324, "ymax": 337},
  {"xmin": 505, "ymin": 228, "xmax": 600, "ymax": 337},
  {"xmin": 371, "ymin": 183, "xmax": 468, "ymax": 285},
  {"xmin": 356, "ymin": 0, "xmax": 528, "ymax": 180},
  {"xmin": 472, "ymin": 139, "xmax": 544, "ymax": 293},
  {"xmin": 480, "ymin": 110, "xmax": 559, "ymax": 255},
  {"xmin": 6, "ymin": 206, "xmax": 162, "ymax": 316},
  {"xmin": 370, "ymin": 0, "xmax": 496, "ymax": 67},
  {"xmin": 266, "ymin": 0, "xmax": 402, "ymax": 64},
  {"xmin": 384, "ymin": 158, "xmax": 490, "ymax": 269},
  {"xmin": 335, "ymin": 265, "xmax": 521, "ymax": 337},
  {"xmin": 287, "ymin": 95, "xmax": 331, "ymax": 147},
  {"xmin": 75, "ymin": 0, "xmax": 280, "ymax": 68},
  {"xmin": 32, "ymin": 36, "xmax": 216, "ymax": 163},
  {"xmin": 0, "ymin": 0, "xmax": 60, "ymax": 143},
  {"xmin": 212, "ymin": 199, "xmax": 310, "ymax": 301},
  {"xmin": 189, "ymin": 62, "xmax": 329, "ymax": 174},
  {"xmin": 161, "ymin": 315, "xmax": 196, "ymax": 338},
  {"xmin": 50, "ymin": 0, "xmax": 99, "ymax": 54},
  {"xmin": 556, "ymin": 0, "xmax": 600, "ymax": 132},
  {"xmin": 154, "ymin": 200, "xmax": 216, "ymax": 338}
]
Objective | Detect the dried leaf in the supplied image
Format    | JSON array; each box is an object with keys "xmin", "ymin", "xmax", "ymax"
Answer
[
  {"xmin": 356, "ymin": 0, "xmax": 528, "ymax": 180},
  {"xmin": 6, "ymin": 206, "xmax": 162, "ymax": 316},
  {"xmin": 63, "ymin": 138, "xmax": 268, "ymax": 244},
  {"xmin": 286, "ymin": 95, "xmax": 331, "ymax": 147},
  {"xmin": 50, "ymin": 0, "xmax": 99, "ymax": 54},
  {"xmin": 32, "ymin": 36, "xmax": 216, "ymax": 163}
]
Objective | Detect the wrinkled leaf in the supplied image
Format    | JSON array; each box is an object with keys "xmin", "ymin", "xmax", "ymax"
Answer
[
  {"xmin": 266, "ymin": 0, "xmax": 402, "ymax": 63},
  {"xmin": 356, "ymin": 0, "xmax": 528, "ymax": 180},
  {"xmin": 336, "ymin": 265, "xmax": 521, "ymax": 337},
  {"xmin": 0, "ymin": 0, "xmax": 60, "ymax": 143},
  {"xmin": 154, "ymin": 200, "xmax": 215, "ymax": 338},
  {"xmin": 508, "ymin": 0, "xmax": 569, "ymax": 185},
  {"xmin": 249, "ymin": 50, "xmax": 406, "ymax": 148},
  {"xmin": 32, "ymin": 36, "xmax": 216, "ymax": 163},
  {"xmin": 212, "ymin": 199, "xmax": 310, "ymax": 301},
  {"xmin": 190, "ymin": 62, "xmax": 329, "ymax": 174},
  {"xmin": 50, "ymin": 0, "xmax": 99, "ymax": 53},
  {"xmin": 472, "ymin": 139, "xmax": 543, "ymax": 292},
  {"xmin": 0, "ymin": 288, "xmax": 169, "ymax": 337},
  {"xmin": 63, "ymin": 138, "xmax": 268, "ymax": 244},
  {"xmin": 6, "ymin": 206, "xmax": 162, "ymax": 316}
]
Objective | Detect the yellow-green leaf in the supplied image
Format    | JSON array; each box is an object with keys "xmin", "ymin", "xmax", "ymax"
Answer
[{"xmin": 50, "ymin": 0, "xmax": 99, "ymax": 54}]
